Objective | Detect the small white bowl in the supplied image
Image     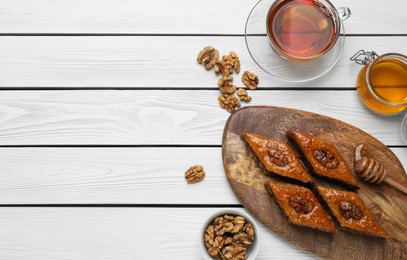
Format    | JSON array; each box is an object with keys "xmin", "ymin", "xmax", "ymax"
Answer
[{"xmin": 200, "ymin": 209, "xmax": 261, "ymax": 260}]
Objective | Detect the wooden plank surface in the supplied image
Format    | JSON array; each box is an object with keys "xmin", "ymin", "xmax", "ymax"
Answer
[
  {"xmin": 0, "ymin": 0, "xmax": 405, "ymax": 34},
  {"xmin": 0, "ymin": 90, "xmax": 403, "ymax": 145},
  {"xmin": 0, "ymin": 147, "xmax": 404, "ymax": 204},
  {"xmin": 0, "ymin": 207, "xmax": 314, "ymax": 259},
  {"xmin": 0, "ymin": 36, "xmax": 406, "ymax": 88},
  {"xmin": 0, "ymin": 0, "xmax": 405, "ymax": 259}
]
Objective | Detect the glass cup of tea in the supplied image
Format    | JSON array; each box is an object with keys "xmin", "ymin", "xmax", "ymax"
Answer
[
  {"xmin": 266, "ymin": 0, "xmax": 351, "ymax": 62},
  {"xmin": 351, "ymin": 50, "xmax": 407, "ymax": 115}
]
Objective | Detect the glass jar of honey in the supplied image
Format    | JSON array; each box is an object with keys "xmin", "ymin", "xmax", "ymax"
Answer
[{"xmin": 351, "ymin": 50, "xmax": 407, "ymax": 115}]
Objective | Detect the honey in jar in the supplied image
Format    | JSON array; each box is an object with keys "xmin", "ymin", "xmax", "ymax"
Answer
[{"xmin": 354, "ymin": 52, "xmax": 407, "ymax": 115}]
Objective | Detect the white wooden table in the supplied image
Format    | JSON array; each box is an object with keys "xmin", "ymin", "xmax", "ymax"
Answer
[{"xmin": 0, "ymin": 0, "xmax": 406, "ymax": 259}]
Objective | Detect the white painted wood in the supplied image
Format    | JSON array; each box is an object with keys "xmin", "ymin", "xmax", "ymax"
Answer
[
  {"xmin": 0, "ymin": 90, "xmax": 403, "ymax": 145},
  {"xmin": 0, "ymin": 0, "xmax": 403, "ymax": 259},
  {"xmin": 0, "ymin": 147, "xmax": 404, "ymax": 205},
  {"xmin": 0, "ymin": 207, "xmax": 314, "ymax": 259},
  {"xmin": 0, "ymin": 0, "xmax": 405, "ymax": 34},
  {"xmin": 0, "ymin": 36, "xmax": 406, "ymax": 88}
]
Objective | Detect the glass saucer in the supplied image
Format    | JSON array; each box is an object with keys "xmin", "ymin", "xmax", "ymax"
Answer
[
  {"xmin": 245, "ymin": 0, "xmax": 346, "ymax": 82},
  {"xmin": 401, "ymin": 112, "xmax": 407, "ymax": 144}
]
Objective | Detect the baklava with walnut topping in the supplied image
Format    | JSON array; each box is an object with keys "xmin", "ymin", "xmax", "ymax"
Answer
[
  {"xmin": 287, "ymin": 130, "xmax": 359, "ymax": 188},
  {"xmin": 243, "ymin": 133, "xmax": 313, "ymax": 184},
  {"xmin": 266, "ymin": 181, "xmax": 336, "ymax": 233},
  {"xmin": 317, "ymin": 186, "xmax": 388, "ymax": 238}
]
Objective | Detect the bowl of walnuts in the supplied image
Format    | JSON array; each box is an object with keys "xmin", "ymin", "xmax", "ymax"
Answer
[{"xmin": 200, "ymin": 209, "xmax": 261, "ymax": 260}]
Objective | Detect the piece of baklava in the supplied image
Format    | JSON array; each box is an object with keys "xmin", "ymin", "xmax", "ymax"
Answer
[
  {"xmin": 243, "ymin": 133, "xmax": 313, "ymax": 184},
  {"xmin": 317, "ymin": 186, "xmax": 388, "ymax": 238},
  {"xmin": 266, "ymin": 181, "xmax": 336, "ymax": 233},
  {"xmin": 287, "ymin": 130, "xmax": 359, "ymax": 188}
]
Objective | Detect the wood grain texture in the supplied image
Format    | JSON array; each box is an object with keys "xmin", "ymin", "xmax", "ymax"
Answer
[
  {"xmin": 0, "ymin": 147, "xmax": 404, "ymax": 205},
  {"xmin": 0, "ymin": 90, "xmax": 403, "ymax": 145},
  {"xmin": 0, "ymin": 207, "xmax": 315, "ymax": 259},
  {"xmin": 0, "ymin": 36, "xmax": 406, "ymax": 88},
  {"xmin": 223, "ymin": 106, "xmax": 407, "ymax": 259},
  {"xmin": 0, "ymin": 0, "xmax": 405, "ymax": 34}
]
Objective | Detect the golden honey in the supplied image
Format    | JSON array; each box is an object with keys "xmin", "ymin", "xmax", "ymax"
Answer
[{"xmin": 356, "ymin": 54, "xmax": 407, "ymax": 115}]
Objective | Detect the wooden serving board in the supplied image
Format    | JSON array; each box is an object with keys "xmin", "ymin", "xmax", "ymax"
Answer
[{"xmin": 222, "ymin": 106, "xmax": 407, "ymax": 260}]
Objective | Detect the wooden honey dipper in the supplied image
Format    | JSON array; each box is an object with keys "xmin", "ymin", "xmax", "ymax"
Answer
[{"xmin": 354, "ymin": 144, "xmax": 407, "ymax": 195}]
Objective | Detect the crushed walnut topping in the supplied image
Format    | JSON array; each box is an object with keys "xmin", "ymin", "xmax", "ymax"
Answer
[
  {"xmin": 197, "ymin": 46, "xmax": 219, "ymax": 70},
  {"xmin": 204, "ymin": 214, "xmax": 255, "ymax": 260},
  {"xmin": 314, "ymin": 150, "xmax": 339, "ymax": 169},
  {"xmin": 236, "ymin": 88, "xmax": 251, "ymax": 102},
  {"xmin": 267, "ymin": 147, "xmax": 289, "ymax": 167},
  {"xmin": 185, "ymin": 165, "xmax": 205, "ymax": 184},
  {"xmin": 339, "ymin": 200, "xmax": 364, "ymax": 220},
  {"xmin": 242, "ymin": 71, "xmax": 259, "ymax": 90},
  {"xmin": 289, "ymin": 195, "xmax": 314, "ymax": 214}
]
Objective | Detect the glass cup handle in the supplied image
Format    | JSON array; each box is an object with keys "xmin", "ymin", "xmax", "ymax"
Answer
[{"xmin": 337, "ymin": 7, "xmax": 351, "ymax": 22}]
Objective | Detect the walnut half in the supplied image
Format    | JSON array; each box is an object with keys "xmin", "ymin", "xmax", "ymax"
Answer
[
  {"xmin": 214, "ymin": 60, "xmax": 232, "ymax": 77},
  {"xmin": 289, "ymin": 195, "xmax": 314, "ymax": 214},
  {"xmin": 242, "ymin": 71, "xmax": 259, "ymax": 90},
  {"xmin": 339, "ymin": 200, "xmax": 364, "ymax": 220},
  {"xmin": 218, "ymin": 94, "xmax": 241, "ymax": 113},
  {"xmin": 237, "ymin": 88, "xmax": 251, "ymax": 102},
  {"xmin": 314, "ymin": 150, "xmax": 339, "ymax": 169},
  {"xmin": 222, "ymin": 51, "xmax": 241, "ymax": 74},
  {"xmin": 204, "ymin": 225, "xmax": 225, "ymax": 257},
  {"xmin": 197, "ymin": 46, "xmax": 219, "ymax": 70},
  {"xmin": 221, "ymin": 245, "xmax": 247, "ymax": 260},
  {"xmin": 185, "ymin": 165, "xmax": 205, "ymax": 184},
  {"xmin": 218, "ymin": 76, "xmax": 236, "ymax": 94}
]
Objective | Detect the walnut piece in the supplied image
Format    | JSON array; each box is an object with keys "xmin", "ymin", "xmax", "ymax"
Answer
[
  {"xmin": 339, "ymin": 200, "xmax": 364, "ymax": 220},
  {"xmin": 242, "ymin": 71, "xmax": 259, "ymax": 90},
  {"xmin": 221, "ymin": 245, "xmax": 247, "ymax": 260},
  {"xmin": 267, "ymin": 148, "xmax": 289, "ymax": 167},
  {"xmin": 204, "ymin": 225, "xmax": 215, "ymax": 248},
  {"xmin": 243, "ymin": 223, "xmax": 254, "ymax": 238},
  {"xmin": 236, "ymin": 88, "xmax": 251, "ymax": 102},
  {"xmin": 218, "ymin": 76, "xmax": 236, "ymax": 94},
  {"xmin": 230, "ymin": 51, "xmax": 240, "ymax": 73},
  {"xmin": 204, "ymin": 214, "xmax": 256, "ymax": 260},
  {"xmin": 214, "ymin": 216, "xmax": 234, "ymax": 236},
  {"xmin": 185, "ymin": 165, "xmax": 205, "ymax": 184},
  {"xmin": 233, "ymin": 231, "xmax": 254, "ymax": 246},
  {"xmin": 314, "ymin": 150, "xmax": 339, "ymax": 169},
  {"xmin": 289, "ymin": 195, "xmax": 314, "ymax": 214},
  {"xmin": 205, "ymin": 225, "xmax": 226, "ymax": 257},
  {"xmin": 213, "ymin": 215, "xmax": 243, "ymax": 236},
  {"xmin": 218, "ymin": 94, "xmax": 241, "ymax": 113},
  {"xmin": 222, "ymin": 51, "xmax": 241, "ymax": 74},
  {"xmin": 197, "ymin": 46, "xmax": 219, "ymax": 70},
  {"xmin": 232, "ymin": 216, "xmax": 245, "ymax": 233},
  {"xmin": 214, "ymin": 60, "xmax": 232, "ymax": 77}
]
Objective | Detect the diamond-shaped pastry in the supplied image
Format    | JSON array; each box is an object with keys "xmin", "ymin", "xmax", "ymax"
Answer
[
  {"xmin": 266, "ymin": 181, "xmax": 336, "ymax": 233},
  {"xmin": 243, "ymin": 133, "xmax": 313, "ymax": 184},
  {"xmin": 287, "ymin": 130, "xmax": 359, "ymax": 188},
  {"xmin": 317, "ymin": 186, "xmax": 388, "ymax": 238}
]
